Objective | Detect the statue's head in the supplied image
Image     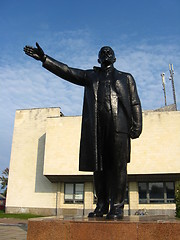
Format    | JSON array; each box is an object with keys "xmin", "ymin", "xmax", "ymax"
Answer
[{"xmin": 98, "ymin": 46, "xmax": 116, "ymax": 66}]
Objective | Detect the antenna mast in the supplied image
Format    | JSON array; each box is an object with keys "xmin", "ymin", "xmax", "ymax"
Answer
[
  {"xmin": 161, "ymin": 73, "xmax": 167, "ymax": 106},
  {"xmin": 169, "ymin": 64, "xmax": 177, "ymax": 110}
]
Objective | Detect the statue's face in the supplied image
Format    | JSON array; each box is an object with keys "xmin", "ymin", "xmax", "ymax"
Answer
[{"xmin": 98, "ymin": 46, "xmax": 116, "ymax": 65}]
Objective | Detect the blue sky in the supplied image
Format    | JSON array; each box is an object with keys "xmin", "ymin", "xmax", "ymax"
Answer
[{"xmin": 0, "ymin": 0, "xmax": 180, "ymax": 178}]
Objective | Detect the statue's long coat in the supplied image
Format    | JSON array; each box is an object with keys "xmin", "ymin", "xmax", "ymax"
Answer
[{"xmin": 43, "ymin": 56, "xmax": 142, "ymax": 172}]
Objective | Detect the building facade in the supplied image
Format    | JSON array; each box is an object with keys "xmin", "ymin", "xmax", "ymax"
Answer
[{"xmin": 6, "ymin": 108, "xmax": 180, "ymax": 216}]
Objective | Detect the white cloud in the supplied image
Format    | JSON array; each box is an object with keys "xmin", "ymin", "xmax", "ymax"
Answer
[
  {"xmin": 114, "ymin": 40, "xmax": 180, "ymax": 110},
  {"xmin": 0, "ymin": 29, "xmax": 180, "ymax": 172}
]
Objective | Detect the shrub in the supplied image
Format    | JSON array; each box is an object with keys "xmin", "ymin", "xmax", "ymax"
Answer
[{"xmin": 175, "ymin": 183, "xmax": 180, "ymax": 218}]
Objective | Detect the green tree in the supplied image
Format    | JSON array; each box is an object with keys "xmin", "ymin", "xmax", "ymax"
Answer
[
  {"xmin": 0, "ymin": 168, "xmax": 9, "ymax": 197},
  {"xmin": 175, "ymin": 183, "xmax": 180, "ymax": 218}
]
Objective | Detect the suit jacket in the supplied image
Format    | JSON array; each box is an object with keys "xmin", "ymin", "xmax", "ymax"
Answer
[{"xmin": 43, "ymin": 55, "xmax": 142, "ymax": 171}]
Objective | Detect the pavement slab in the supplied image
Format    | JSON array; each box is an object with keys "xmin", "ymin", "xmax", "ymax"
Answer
[{"xmin": 0, "ymin": 218, "xmax": 28, "ymax": 240}]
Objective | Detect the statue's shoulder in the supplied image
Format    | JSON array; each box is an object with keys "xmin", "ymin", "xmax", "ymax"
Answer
[
  {"xmin": 93, "ymin": 66, "xmax": 101, "ymax": 72},
  {"xmin": 116, "ymin": 69, "xmax": 135, "ymax": 81},
  {"xmin": 115, "ymin": 69, "xmax": 132, "ymax": 77}
]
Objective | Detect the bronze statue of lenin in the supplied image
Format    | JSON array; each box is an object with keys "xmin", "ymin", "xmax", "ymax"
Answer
[{"xmin": 24, "ymin": 43, "xmax": 142, "ymax": 219}]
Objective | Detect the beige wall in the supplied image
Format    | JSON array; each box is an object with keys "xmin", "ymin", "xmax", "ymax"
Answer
[
  {"xmin": 44, "ymin": 111, "xmax": 180, "ymax": 176},
  {"xmin": 6, "ymin": 108, "xmax": 61, "ymax": 213},
  {"xmin": 44, "ymin": 116, "xmax": 91, "ymax": 176},
  {"xmin": 129, "ymin": 111, "xmax": 180, "ymax": 174}
]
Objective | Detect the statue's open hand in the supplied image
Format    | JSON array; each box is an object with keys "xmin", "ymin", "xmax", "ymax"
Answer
[{"xmin": 23, "ymin": 42, "xmax": 45, "ymax": 62}]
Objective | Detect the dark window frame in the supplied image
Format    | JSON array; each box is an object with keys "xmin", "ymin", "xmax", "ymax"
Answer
[
  {"xmin": 138, "ymin": 182, "xmax": 175, "ymax": 204},
  {"xmin": 64, "ymin": 183, "xmax": 84, "ymax": 204}
]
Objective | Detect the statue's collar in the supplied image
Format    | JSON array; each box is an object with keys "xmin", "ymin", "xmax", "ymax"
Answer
[
  {"xmin": 93, "ymin": 65, "xmax": 114, "ymax": 73},
  {"xmin": 101, "ymin": 64, "xmax": 114, "ymax": 72}
]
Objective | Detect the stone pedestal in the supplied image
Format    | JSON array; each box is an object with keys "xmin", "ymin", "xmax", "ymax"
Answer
[{"xmin": 27, "ymin": 215, "xmax": 180, "ymax": 240}]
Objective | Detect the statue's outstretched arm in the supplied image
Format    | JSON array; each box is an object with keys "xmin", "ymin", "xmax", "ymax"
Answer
[
  {"xmin": 24, "ymin": 42, "xmax": 88, "ymax": 86},
  {"xmin": 24, "ymin": 42, "xmax": 46, "ymax": 62}
]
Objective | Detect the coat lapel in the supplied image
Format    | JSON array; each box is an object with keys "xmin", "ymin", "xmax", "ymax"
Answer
[{"xmin": 113, "ymin": 69, "xmax": 132, "ymax": 122}]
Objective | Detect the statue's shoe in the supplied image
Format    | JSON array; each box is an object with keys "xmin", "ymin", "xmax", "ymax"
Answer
[
  {"xmin": 106, "ymin": 205, "xmax": 124, "ymax": 220},
  {"xmin": 88, "ymin": 203, "xmax": 109, "ymax": 218}
]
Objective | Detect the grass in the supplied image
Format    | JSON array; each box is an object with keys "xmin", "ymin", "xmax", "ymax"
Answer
[{"xmin": 0, "ymin": 210, "xmax": 43, "ymax": 219}]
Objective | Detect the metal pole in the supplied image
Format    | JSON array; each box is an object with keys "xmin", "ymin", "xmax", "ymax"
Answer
[
  {"xmin": 161, "ymin": 73, "xmax": 167, "ymax": 106},
  {"xmin": 169, "ymin": 64, "xmax": 177, "ymax": 110}
]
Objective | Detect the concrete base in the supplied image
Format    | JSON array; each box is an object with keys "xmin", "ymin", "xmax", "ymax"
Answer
[
  {"xmin": 6, "ymin": 206, "xmax": 56, "ymax": 216},
  {"xmin": 27, "ymin": 215, "xmax": 180, "ymax": 240}
]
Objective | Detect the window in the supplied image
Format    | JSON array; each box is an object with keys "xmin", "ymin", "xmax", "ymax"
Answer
[
  {"xmin": 166, "ymin": 182, "xmax": 175, "ymax": 203},
  {"xmin": 138, "ymin": 182, "xmax": 175, "ymax": 204},
  {"xmin": 149, "ymin": 182, "xmax": 164, "ymax": 203},
  {"xmin": 139, "ymin": 182, "xmax": 148, "ymax": 204},
  {"xmin": 64, "ymin": 183, "xmax": 84, "ymax": 204}
]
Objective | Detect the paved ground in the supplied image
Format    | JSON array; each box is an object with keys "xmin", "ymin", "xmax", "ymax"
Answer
[{"xmin": 0, "ymin": 218, "xmax": 28, "ymax": 240}]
